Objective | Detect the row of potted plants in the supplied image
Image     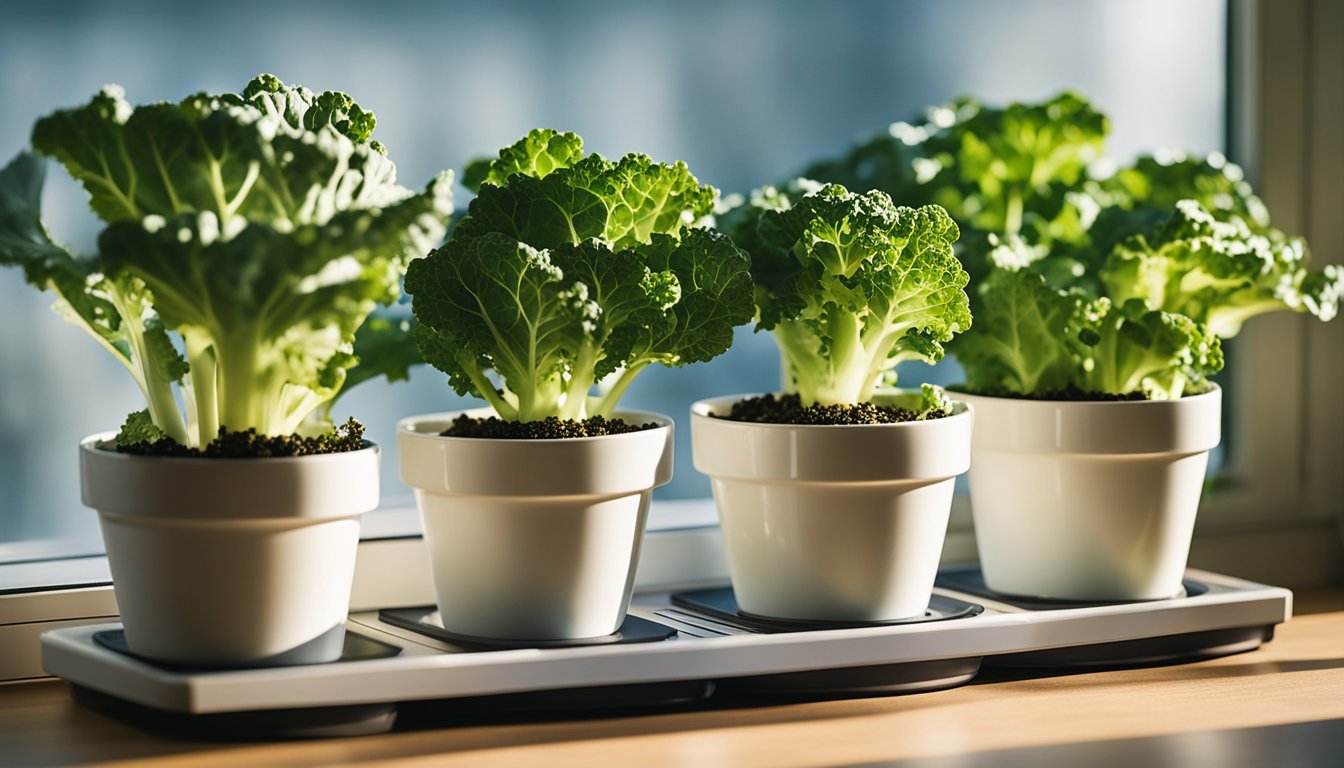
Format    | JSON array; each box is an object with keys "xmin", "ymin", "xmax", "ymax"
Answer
[
  {"xmin": 1, "ymin": 79, "xmax": 1339, "ymax": 664},
  {"xmin": 800, "ymin": 93, "xmax": 1340, "ymax": 600}
]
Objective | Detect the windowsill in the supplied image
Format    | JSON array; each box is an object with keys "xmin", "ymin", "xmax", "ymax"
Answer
[{"xmin": 2, "ymin": 591, "xmax": 1341, "ymax": 765}]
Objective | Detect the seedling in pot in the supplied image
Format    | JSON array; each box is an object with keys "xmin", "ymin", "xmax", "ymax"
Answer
[
  {"xmin": 0, "ymin": 74, "xmax": 455, "ymax": 666},
  {"xmin": 399, "ymin": 130, "xmax": 754, "ymax": 640},
  {"xmin": 694, "ymin": 183, "xmax": 973, "ymax": 622},
  {"xmin": 797, "ymin": 91, "xmax": 1342, "ymax": 600}
]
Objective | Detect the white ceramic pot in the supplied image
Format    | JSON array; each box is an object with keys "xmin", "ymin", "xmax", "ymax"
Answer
[
  {"xmin": 80, "ymin": 437, "xmax": 379, "ymax": 666},
  {"xmin": 398, "ymin": 409, "xmax": 674, "ymax": 641},
  {"xmin": 958, "ymin": 386, "xmax": 1222, "ymax": 601},
  {"xmin": 691, "ymin": 394, "xmax": 973, "ymax": 622}
]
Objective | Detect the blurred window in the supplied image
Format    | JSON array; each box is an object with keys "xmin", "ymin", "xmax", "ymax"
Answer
[{"xmin": 0, "ymin": 0, "xmax": 1227, "ymax": 554}]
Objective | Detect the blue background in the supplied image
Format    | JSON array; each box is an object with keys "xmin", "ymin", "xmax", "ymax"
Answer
[{"xmin": 0, "ymin": 0, "xmax": 1225, "ymax": 544}]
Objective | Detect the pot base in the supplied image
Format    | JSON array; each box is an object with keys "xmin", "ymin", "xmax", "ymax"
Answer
[
  {"xmin": 92, "ymin": 626, "xmax": 383, "ymax": 670},
  {"xmin": 378, "ymin": 608, "xmax": 676, "ymax": 650},
  {"xmin": 671, "ymin": 587, "xmax": 984, "ymax": 632},
  {"xmin": 936, "ymin": 566, "xmax": 1206, "ymax": 611}
]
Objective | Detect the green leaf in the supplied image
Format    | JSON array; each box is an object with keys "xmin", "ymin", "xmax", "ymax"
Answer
[
  {"xmin": 1101, "ymin": 199, "xmax": 1341, "ymax": 337},
  {"xmin": 406, "ymin": 231, "xmax": 580, "ymax": 420},
  {"xmin": 921, "ymin": 92, "xmax": 1108, "ymax": 238},
  {"xmin": 953, "ymin": 268, "xmax": 1082, "ymax": 395},
  {"xmin": 471, "ymin": 128, "xmax": 586, "ymax": 191},
  {"xmin": 740, "ymin": 183, "xmax": 969, "ymax": 404},
  {"xmin": 1081, "ymin": 298, "xmax": 1223, "ymax": 399},
  {"xmin": 409, "ymin": 130, "xmax": 741, "ymax": 419},
  {"xmin": 455, "ymin": 145, "xmax": 716, "ymax": 251},
  {"xmin": 917, "ymin": 383, "xmax": 953, "ymax": 419},
  {"xmin": 345, "ymin": 316, "xmax": 424, "ymax": 391},
  {"xmin": 0, "ymin": 152, "xmax": 93, "ymax": 297},
  {"xmin": 614, "ymin": 227, "xmax": 755, "ymax": 372},
  {"xmin": 0, "ymin": 152, "xmax": 190, "ymax": 440},
  {"xmin": 22, "ymin": 75, "xmax": 454, "ymax": 440},
  {"xmin": 114, "ymin": 410, "xmax": 167, "ymax": 446},
  {"xmin": 455, "ymin": 166, "xmax": 609, "ymax": 249},
  {"xmin": 32, "ymin": 75, "xmax": 421, "ymax": 231}
]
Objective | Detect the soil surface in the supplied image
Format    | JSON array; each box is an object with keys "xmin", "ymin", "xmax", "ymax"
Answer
[
  {"xmin": 440, "ymin": 414, "xmax": 659, "ymax": 439},
  {"xmin": 713, "ymin": 393, "xmax": 943, "ymax": 425},
  {"xmin": 116, "ymin": 418, "xmax": 368, "ymax": 458},
  {"xmin": 961, "ymin": 386, "xmax": 1148, "ymax": 402}
]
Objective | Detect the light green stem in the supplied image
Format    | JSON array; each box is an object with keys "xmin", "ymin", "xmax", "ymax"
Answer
[
  {"xmin": 860, "ymin": 330, "xmax": 903, "ymax": 397},
  {"xmin": 182, "ymin": 331, "xmax": 218, "ymax": 447},
  {"xmin": 463, "ymin": 360, "xmax": 517, "ymax": 421},
  {"xmin": 216, "ymin": 332, "xmax": 264, "ymax": 432},
  {"xmin": 515, "ymin": 374, "xmax": 566, "ymax": 422},
  {"xmin": 108, "ymin": 292, "xmax": 187, "ymax": 444},
  {"xmin": 773, "ymin": 313, "xmax": 898, "ymax": 406},
  {"xmin": 1004, "ymin": 188, "xmax": 1024, "ymax": 238},
  {"xmin": 592, "ymin": 362, "xmax": 648, "ymax": 418},
  {"xmin": 561, "ymin": 344, "xmax": 599, "ymax": 420}
]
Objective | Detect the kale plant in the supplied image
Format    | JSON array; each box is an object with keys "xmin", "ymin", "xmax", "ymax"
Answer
[
  {"xmin": 796, "ymin": 93, "xmax": 1341, "ymax": 399},
  {"xmin": 719, "ymin": 182, "xmax": 970, "ymax": 408},
  {"xmin": 406, "ymin": 129, "xmax": 754, "ymax": 422},
  {"xmin": 0, "ymin": 75, "xmax": 454, "ymax": 446}
]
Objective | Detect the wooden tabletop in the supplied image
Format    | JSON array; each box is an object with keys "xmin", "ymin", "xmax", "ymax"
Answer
[{"xmin": 3, "ymin": 591, "xmax": 1343, "ymax": 768}]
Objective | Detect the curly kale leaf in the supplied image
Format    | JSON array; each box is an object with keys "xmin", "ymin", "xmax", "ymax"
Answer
[
  {"xmin": 1102, "ymin": 199, "xmax": 1342, "ymax": 337},
  {"xmin": 13, "ymin": 76, "xmax": 454, "ymax": 445},
  {"xmin": 408, "ymin": 229, "xmax": 752, "ymax": 421},
  {"xmin": 1085, "ymin": 151, "xmax": 1271, "ymax": 262},
  {"xmin": 0, "ymin": 152, "xmax": 192, "ymax": 442},
  {"xmin": 455, "ymin": 132, "xmax": 716, "ymax": 251},
  {"xmin": 740, "ymin": 183, "xmax": 969, "ymax": 405},
  {"xmin": 114, "ymin": 410, "xmax": 167, "ymax": 447},
  {"xmin": 953, "ymin": 268, "xmax": 1086, "ymax": 395},
  {"xmin": 466, "ymin": 128, "xmax": 586, "ymax": 192},
  {"xmin": 605, "ymin": 227, "xmax": 756, "ymax": 379},
  {"xmin": 919, "ymin": 92, "xmax": 1108, "ymax": 238},
  {"xmin": 409, "ymin": 130, "xmax": 750, "ymax": 420},
  {"xmin": 406, "ymin": 232, "xmax": 580, "ymax": 420},
  {"xmin": 715, "ymin": 178, "xmax": 821, "ymax": 294},
  {"xmin": 1079, "ymin": 298, "xmax": 1223, "ymax": 399}
]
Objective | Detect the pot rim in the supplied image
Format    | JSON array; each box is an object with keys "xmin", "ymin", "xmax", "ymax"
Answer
[
  {"xmin": 398, "ymin": 408, "xmax": 675, "ymax": 497},
  {"xmin": 690, "ymin": 392, "xmax": 973, "ymax": 482},
  {"xmin": 954, "ymin": 384, "xmax": 1221, "ymax": 455},
  {"xmin": 80, "ymin": 433, "xmax": 379, "ymax": 466},
  {"xmin": 689, "ymin": 392, "xmax": 971, "ymax": 430},
  {"xmin": 947, "ymin": 383, "xmax": 1221, "ymax": 409},
  {"xmin": 81, "ymin": 435, "xmax": 381, "ymax": 521},
  {"xmin": 398, "ymin": 408, "xmax": 674, "ymax": 444}
]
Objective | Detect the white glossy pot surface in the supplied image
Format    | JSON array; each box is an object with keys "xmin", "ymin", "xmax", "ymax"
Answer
[
  {"xmin": 691, "ymin": 394, "xmax": 972, "ymax": 622},
  {"xmin": 398, "ymin": 409, "xmax": 673, "ymax": 641},
  {"xmin": 80, "ymin": 437, "xmax": 379, "ymax": 666},
  {"xmin": 958, "ymin": 387, "xmax": 1222, "ymax": 601}
]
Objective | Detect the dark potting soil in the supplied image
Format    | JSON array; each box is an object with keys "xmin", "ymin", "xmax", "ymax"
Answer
[
  {"xmin": 116, "ymin": 418, "xmax": 368, "ymax": 458},
  {"xmin": 961, "ymin": 386, "xmax": 1149, "ymax": 402},
  {"xmin": 713, "ymin": 393, "xmax": 945, "ymax": 425},
  {"xmin": 440, "ymin": 415, "xmax": 659, "ymax": 439}
]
